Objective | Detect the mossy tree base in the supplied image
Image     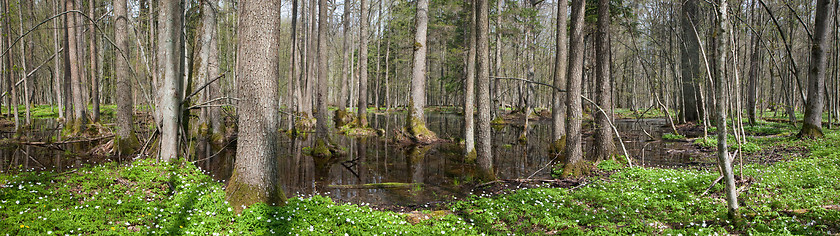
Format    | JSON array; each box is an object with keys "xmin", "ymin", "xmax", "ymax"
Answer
[
  {"xmin": 797, "ymin": 123, "xmax": 824, "ymax": 139},
  {"xmin": 404, "ymin": 117, "xmax": 439, "ymax": 144},
  {"xmin": 225, "ymin": 170, "xmax": 286, "ymax": 214},
  {"xmin": 465, "ymin": 149, "xmax": 477, "ymax": 163},
  {"xmin": 549, "ymin": 136, "xmax": 567, "ymax": 156},
  {"xmin": 114, "ymin": 133, "xmax": 141, "ymax": 155},
  {"xmin": 560, "ymin": 160, "xmax": 591, "ymax": 178},
  {"xmin": 333, "ymin": 110, "xmax": 354, "ymax": 127}
]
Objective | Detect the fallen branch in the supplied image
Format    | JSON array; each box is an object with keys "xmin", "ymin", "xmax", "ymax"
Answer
[
  {"xmin": 18, "ymin": 135, "xmax": 115, "ymax": 146},
  {"xmin": 701, "ymin": 175, "xmax": 724, "ymax": 196}
]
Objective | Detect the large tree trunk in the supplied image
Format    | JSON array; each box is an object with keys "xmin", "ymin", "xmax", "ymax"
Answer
[
  {"xmin": 335, "ymin": 0, "xmax": 350, "ymax": 126},
  {"xmin": 800, "ymin": 0, "xmax": 834, "ymax": 138},
  {"xmin": 680, "ymin": 0, "xmax": 701, "ymax": 122},
  {"xmin": 226, "ymin": 0, "xmax": 286, "ymax": 212},
  {"xmin": 406, "ymin": 0, "xmax": 437, "ymax": 143},
  {"xmin": 67, "ymin": 0, "xmax": 86, "ymax": 133},
  {"xmin": 464, "ymin": 0, "xmax": 477, "ymax": 159},
  {"xmin": 563, "ymin": 0, "xmax": 585, "ymax": 177},
  {"xmin": 475, "ymin": 0, "xmax": 495, "ymax": 181},
  {"xmin": 89, "ymin": 0, "xmax": 100, "ymax": 123},
  {"xmin": 593, "ymin": 0, "xmax": 615, "ymax": 161},
  {"xmin": 358, "ymin": 0, "xmax": 369, "ymax": 127},
  {"xmin": 114, "ymin": 0, "xmax": 139, "ymax": 154},
  {"xmin": 315, "ymin": 0, "xmax": 330, "ymax": 141},
  {"xmin": 551, "ymin": 0, "xmax": 567, "ymax": 145},
  {"xmin": 157, "ymin": 0, "xmax": 184, "ymax": 162},
  {"xmin": 714, "ymin": 0, "xmax": 738, "ymax": 219},
  {"xmin": 1, "ymin": 0, "xmax": 17, "ymax": 131}
]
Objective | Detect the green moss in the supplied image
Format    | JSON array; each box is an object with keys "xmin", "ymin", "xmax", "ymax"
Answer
[
  {"xmin": 797, "ymin": 123, "xmax": 824, "ymax": 139},
  {"xmin": 225, "ymin": 169, "xmax": 287, "ymax": 214},
  {"xmin": 549, "ymin": 136, "xmax": 566, "ymax": 155},
  {"xmin": 311, "ymin": 139, "xmax": 332, "ymax": 158},
  {"xmin": 561, "ymin": 160, "xmax": 591, "ymax": 178},
  {"xmin": 327, "ymin": 182, "xmax": 422, "ymax": 189},
  {"xmin": 662, "ymin": 133, "xmax": 686, "ymax": 141},
  {"xmin": 405, "ymin": 116, "xmax": 438, "ymax": 143},
  {"xmin": 491, "ymin": 116, "xmax": 506, "ymax": 125},
  {"xmin": 113, "ymin": 133, "xmax": 141, "ymax": 155},
  {"xmin": 465, "ymin": 149, "xmax": 477, "ymax": 163}
]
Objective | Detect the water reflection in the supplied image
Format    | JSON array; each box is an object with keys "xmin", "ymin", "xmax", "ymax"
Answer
[{"xmin": 1, "ymin": 113, "xmax": 707, "ymax": 207}]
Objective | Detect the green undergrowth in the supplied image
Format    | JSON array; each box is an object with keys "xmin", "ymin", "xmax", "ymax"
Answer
[
  {"xmin": 2, "ymin": 128, "xmax": 838, "ymax": 235},
  {"xmin": 693, "ymin": 135, "xmax": 762, "ymax": 153}
]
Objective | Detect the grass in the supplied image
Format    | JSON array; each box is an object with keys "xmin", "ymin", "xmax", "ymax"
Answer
[
  {"xmin": 1, "ymin": 120, "xmax": 838, "ymax": 234},
  {"xmin": 1, "ymin": 104, "xmax": 118, "ymax": 120}
]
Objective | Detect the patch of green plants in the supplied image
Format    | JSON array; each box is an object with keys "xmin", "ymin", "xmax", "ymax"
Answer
[
  {"xmin": 596, "ymin": 159, "xmax": 622, "ymax": 172},
  {"xmin": 662, "ymin": 133, "xmax": 686, "ymax": 140}
]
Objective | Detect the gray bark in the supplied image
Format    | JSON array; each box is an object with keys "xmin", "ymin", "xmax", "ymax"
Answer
[
  {"xmin": 464, "ymin": 0, "xmax": 476, "ymax": 158},
  {"xmin": 552, "ymin": 0, "xmax": 567, "ymax": 141},
  {"xmin": 714, "ymin": 0, "xmax": 738, "ymax": 219},
  {"xmin": 316, "ymin": 0, "xmax": 329, "ymax": 136},
  {"xmin": 406, "ymin": 0, "xmax": 437, "ymax": 142},
  {"xmin": 339, "ymin": 0, "xmax": 350, "ymax": 112},
  {"xmin": 67, "ymin": 0, "xmax": 85, "ymax": 132},
  {"xmin": 226, "ymin": 0, "xmax": 286, "ymax": 211},
  {"xmin": 158, "ymin": 0, "xmax": 184, "ymax": 161},
  {"xmin": 115, "ymin": 0, "xmax": 138, "ymax": 153},
  {"xmin": 359, "ymin": 0, "xmax": 369, "ymax": 127},
  {"xmin": 593, "ymin": 0, "xmax": 615, "ymax": 160},
  {"xmin": 89, "ymin": 0, "xmax": 99, "ymax": 123},
  {"xmin": 681, "ymin": 0, "xmax": 701, "ymax": 122},
  {"xmin": 476, "ymin": 0, "xmax": 495, "ymax": 181},
  {"xmin": 564, "ymin": 0, "xmax": 585, "ymax": 176},
  {"xmin": 54, "ymin": 0, "xmax": 63, "ymax": 120},
  {"xmin": 800, "ymin": 0, "xmax": 834, "ymax": 138}
]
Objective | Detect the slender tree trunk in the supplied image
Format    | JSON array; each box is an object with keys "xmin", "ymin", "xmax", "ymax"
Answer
[
  {"xmin": 226, "ymin": 0, "xmax": 286, "ymax": 212},
  {"xmin": 800, "ymin": 0, "xmax": 834, "ymax": 138},
  {"xmin": 475, "ymin": 0, "xmax": 494, "ymax": 181},
  {"xmin": 17, "ymin": 0, "xmax": 30, "ymax": 126},
  {"xmin": 358, "ymin": 0, "xmax": 369, "ymax": 127},
  {"xmin": 464, "ymin": 0, "xmax": 477, "ymax": 159},
  {"xmin": 406, "ymin": 0, "xmax": 437, "ymax": 143},
  {"xmin": 54, "ymin": 0, "xmax": 64, "ymax": 120},
  {"xmin": 157, "ymin": 0, "xmax": 184, "ymax": 161},
  {"xmin": 563, "ymin": 0, "xmax": 586, "ymax": 177},
  {"xmin": 385, "ymin": 27, "xmax": 391, "ymax": 110},
  {"xmin": 67, "ymin": 0, "xmax": 86, "ymax": 133},
  {"xmin": 288, "ymin": 0, "xmax": 299, "ymax": 131},
  {"xmin": 114, "ymin": 0, "xmax": 139, "ymax": 154},
  {"xmin": 492, "ymin": 0, "xmax": 502, "ymax": 119},
  {"xmin": 593, "ymin": 0, "xmax": 614, "ymax": 161},
  {"xmin": 89, "ymin": 0, "xmax": 100, "ymax": 123},
  {"xmin": 746, "ymin": 1, "xmax": 761, "ymax": 125},
  {"xmin": 551, "ymin": 0, "xmax": 567, "ymax": 144},
  {"xmin": 195, "ymin": 0, "xmax": 220, "ymax": 159},
  {"xmin": 714, "ymin": 0, "xmax": 738, "ymax": 219}
]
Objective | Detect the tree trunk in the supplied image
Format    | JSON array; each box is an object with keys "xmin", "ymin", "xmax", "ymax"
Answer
[
  {"xmin": 195, "ymin": 0, "xmax": 220, "ymax": 159},
  {"xmin": 406, "ymin": 0, "xmax": 437, "ymax": 143},
  {"xmin": 226, "ymin": 0, "xmax": 286, "ymax": 212},
  {"xmin": 680, "ymin": 0, "xmax": 701, "ymax": 122},
  {"xmin": 746, "ymin": 1, "xmax": 761, "ymax": 125},
  {"xmin": 315, "ymin": 0, "xmax": 330, "ymax": 140},
  {"xmin": 464, "ymin": 0, "xmax": 477, "ymax": 160},
  {"xmin": 89, "ymin": 0, "xmax": 100, "ymax": 123},
  {"xmin": 563, "ymin": 0, "xmax": 586, "ymax": 177},
  {"xmin": 492, "ymin": 0, "xmax": 502, "ymax": 119},
  {"xmin": 17, "ymin": 0, "xmax": 30, "ymax": 126},
  {"xmin": 799, "ymin": 0, "xmax": 834, "ymax": 138},
  {"xmin": 358, "ymin": 0, "xmax": 369, "ymax": 127},
  {"xmin": 288, "ymin": 0, "xmax": 299, "ymax": 131},
  {"xmin": 67, "ymin": 0, "xmax": 86, "ymax": 133},
  {"xmin": 54, "ymin": 0, "xmax": 64, "ymax": 120},
  {"xmin": 336, "ymin": 0, "xmax": 350, "ymax": 125},
  {"xmin": 114, "ymin": 0, "xmax": 139, "ymax": 154},
  {"xmin": 593, "ymin": 0, "xmax": 615, "ymax": 161},
  {"xmin": 551, "ymin": 0, "xmax": 567, "ymax": 144},
  {"xmin": 475, "ymin": 0, "xmax": 495, "ymax": 181},
  {"xmin": 714, "ymin": 0, "xmax": 738, "ymax": 219},
  {"xmin": 157, "ymin": 0, "xmax": 184, "ymax": 162}
]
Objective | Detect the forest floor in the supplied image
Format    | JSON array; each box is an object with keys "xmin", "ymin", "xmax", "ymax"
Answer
[{"xmin": 1, "ymin": 114, "xmax": 839, "ymax": 234}]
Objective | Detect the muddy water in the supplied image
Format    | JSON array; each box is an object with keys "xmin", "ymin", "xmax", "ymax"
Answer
[{"xmin": 0, "ymin": 113, "xmax": 707, "ymax": 207}]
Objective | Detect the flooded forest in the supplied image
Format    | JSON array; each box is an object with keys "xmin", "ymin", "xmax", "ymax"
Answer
[{"xmin": 1, "ymin": 0, "xmax": 839, "ymax": 234}]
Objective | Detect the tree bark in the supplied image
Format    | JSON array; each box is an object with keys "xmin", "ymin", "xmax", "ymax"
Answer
[
  {"xmin": 288, "ymin": 0, "xmax": 299, "ymax": 131},
  {"xmin": 551, "ymin": 0, "xmax": 567, "ymax": 143},
  {"xmin": 195, "ymin": 0, "xmax": 220, "ymax": 159},
  {"xmin": 475, "ymin": 0, "xmax": 495, "ymax": 181},
  {"xmin": 53, "ymin": 0, "xmax": 64, "ymax": 120},
  {"xmin": 336, "ymin": 0, "xmax": 350, "ymax": 124},
  {"xmin": 680, "ymin": 0, "xmax": 701, "ymax": 122},
  {"xmin": 464, "ymin": 0, "xmax": 477, "ymax": 159},
  {"xmin": 746, "ymin": 1, "xmax": 761, "ymax": 125},
  {"xmin": 799, "ymin": 0, "xmax": 834, "ymax": 138},
  {"xmin": 563, "ymin": 0, "xmax": 586, "ymax": 177},
  {"xmin": 89, "ymin": 0, "xmax": 100, "ymax": 123},
  {"xmin": 226, "ymin": 0, "xmax": 286, "ymax": 212},
  {"xmin": 67, "ymin": 0, "xmax": 86, "ymax": 133},
  {"xmin": 358, "ymin": 0, "xmax": 369, "ymax": 127},
  {"xmin": 593, "ymin": 0, "xmax": 615, "ymax": 161},
  {"xmin": 114, "ymin": 0, "xmax": 139, "ymax": 154},
  {"xmin": 406, "ymin": 0, "xmax": 437, "ymax": 143},
  {"xmin": 157, "ymin": 0, "xmax": 184, "ymax": 162},
  {"xmin": 714, "ymin": 0, "xmax": 738, "ymax": 219},
  {"xmin": 315, "ymin": 0, "xmax": 330, "ymax": 139}
]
